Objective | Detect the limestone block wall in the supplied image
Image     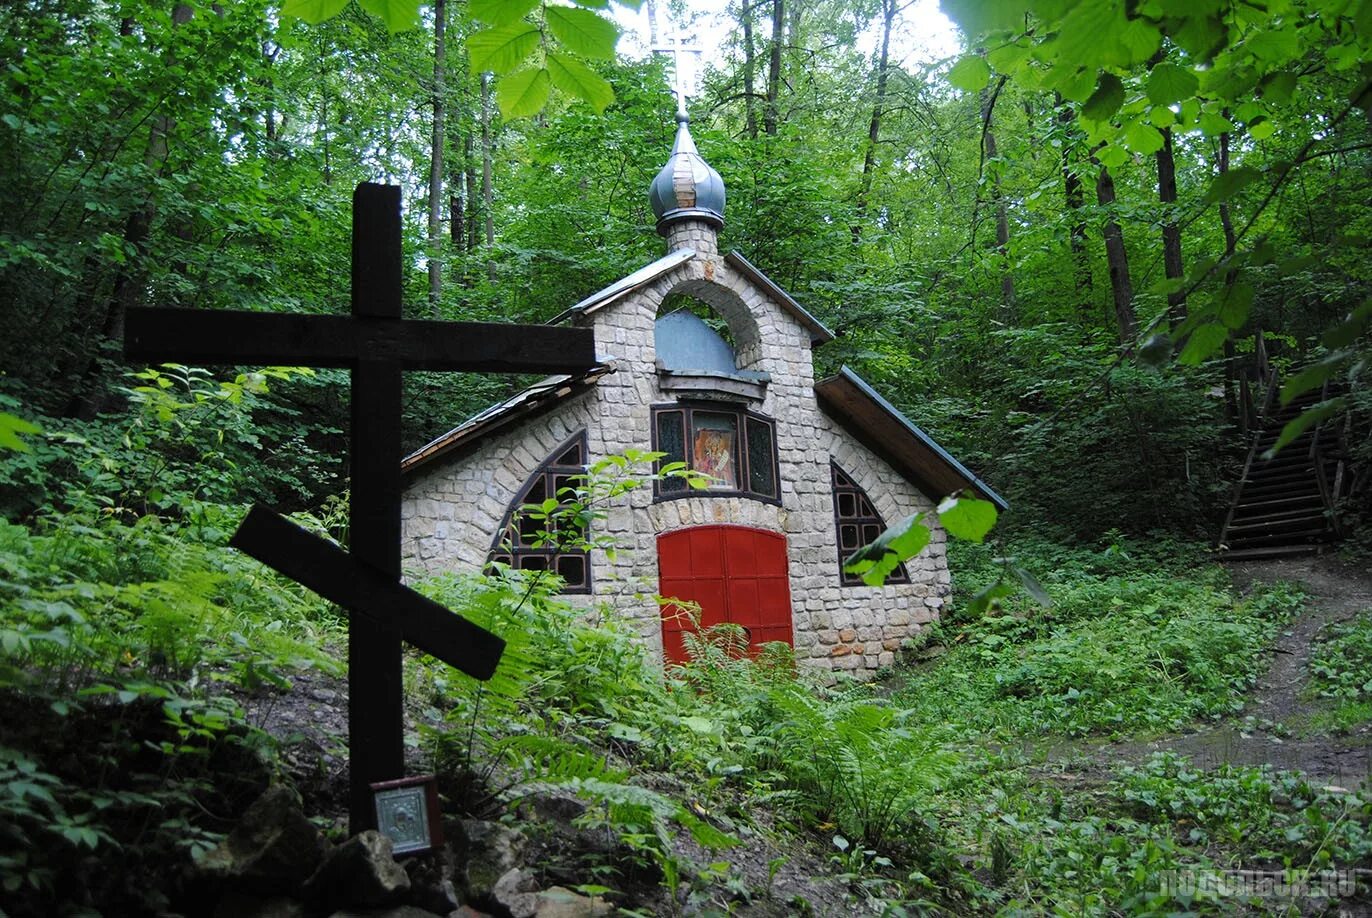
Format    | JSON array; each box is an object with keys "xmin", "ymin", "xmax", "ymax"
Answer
[{"xmin": 401, "ymin": 237, "xmax": 951, "ymax": 678}]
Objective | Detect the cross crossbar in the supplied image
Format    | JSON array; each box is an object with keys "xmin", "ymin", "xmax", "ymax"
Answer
[
  {"xmin": 125, "ymin": 308, "xmax": 596, "ymax": 374},
  {"xmin": 230, "ymin": 506, "xmax": 505, "ymax": 680}
]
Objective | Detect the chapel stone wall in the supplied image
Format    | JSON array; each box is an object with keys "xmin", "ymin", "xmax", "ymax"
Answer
[{"xmin": 401, "ymin": 246, "xmax": 951, "ymax": 679}]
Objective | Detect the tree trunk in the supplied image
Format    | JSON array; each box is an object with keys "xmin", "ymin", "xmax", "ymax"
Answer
[
  {"xmin": 67, "ymin": 2, "xmax": 194, "ymax": 419},
  {"xmin": 763, "ymin": 0, "xmax": 783, "ymax": 136},
  {"xmin": 1095, "ymin": 161, "xmax": 1137, "ymax": 343},
  {"xmin": 1156, "ymin": 126, "xmax": 1186, "ymax": 324},
  {"xmin": 741, "ymin": 0, "xmax": 758, "ymax": 139},
  {"xmin": 982, "ymin": 84, "xmax": 1014, "ymax": 316},
  {"xmin": 480, "ymin": 71, "xmax": 495, "ymax": 280},
  {"xmin": 465, "ymin": 129, "xmax": 477, "ymax": 254},
  {"xmin": 852, "ymin": 0, "xmax": 894, "ymax": 244},
  {"xmin": 427, "ymin": 0, "xmax": 447, "ymax": 313},
  {"xmin": 1219, "ymin": 123, "xmax": 1241, "ymax": 424},
  {"xmin": 1057, "ymin": 97, "xmax": 1092, "ymax": 321}
]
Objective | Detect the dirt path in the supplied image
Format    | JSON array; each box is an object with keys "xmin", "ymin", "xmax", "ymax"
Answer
[{"xmin": 1095, "ymin": 555, "xmax": 1372, "ymax": 783}]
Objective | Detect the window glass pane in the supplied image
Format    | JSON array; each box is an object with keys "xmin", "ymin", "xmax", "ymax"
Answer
[
  {"xmin": 517, "ymin": 514, "xmax": 542, "ymax": 546},
  {"xmin": 557, "ymin": 555, "xmax": 586, "ymax": 586},
  {"xmin": 746, "ymin": 418, "xmax": 776, "ymax": 497},
  {"xmin": 518, "ymin": 555, "xmax": 549, "ymax": 572},
  {"xmin": 656, "ymin": 410, "xmax": 687, "ymax": 492},
  {"xmin": 692, "ymin": 412, "xmax": 738, "ymax": 489},
  {"xmin": 554, "ymin": 442, "xmax": 583, "ymax": 466},
  {"xmin": 838, "ymin": 492, "xmax": 857, "ymax": 518}
]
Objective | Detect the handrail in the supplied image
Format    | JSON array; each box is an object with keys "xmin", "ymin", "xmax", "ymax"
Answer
[
  {"xmin": 1310, "ymin": 379, "xmax": 1344, "ymax": 538},
  {"xmin": 1219, "ymin": 365, "xmax": 1279, "ymax": 549}
]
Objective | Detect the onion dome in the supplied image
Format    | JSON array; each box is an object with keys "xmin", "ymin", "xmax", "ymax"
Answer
[{"xmin": 648, "ymin": 113, "xmax": 725, "ymax": 236}]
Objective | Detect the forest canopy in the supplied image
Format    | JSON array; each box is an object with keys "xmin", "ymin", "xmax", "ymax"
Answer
[{"xmin": 0, "ymin": 0, "xmax": 1369, "ymax": 539}]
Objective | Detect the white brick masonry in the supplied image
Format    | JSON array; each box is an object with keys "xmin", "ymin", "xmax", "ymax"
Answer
[{"xmin": 402, "ymin": 224, "xmax": 949, "ymax": 678}]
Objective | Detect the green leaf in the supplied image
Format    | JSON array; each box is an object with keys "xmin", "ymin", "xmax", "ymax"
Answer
[
  {"xmin": 1265, "ymin": 399, "xmax": 1346, "ymax": 457},
  {"xmin": 1247, "ymin": 27, "xmax": 1298, "ymax": 63},
  {"xmin": 0, "ymin": 412, "xmax": 41, "ymax": 452},
  {"xmin": 281, "ymin": 0, "xmax": 349, "ymax": 24},
  {"xmin": 1322, "ymin": 301, "xmax": 1372, "ymax": 348},
  {"xmin": 1173, "ymin": 15, "xmax": 1226, "ymax": 62},
  {"xmin": 1138, "ymin": 333, "xmax": 1173, "ymax": 368},
  {"xmin": 1248, "ymin": 118, "xmax": 1276, "ymax": 141},
  {"xmin": 1081, "ymin": 72, "xmax": 1125, "ymax": 123},
  {"xmin": 1261, "ymin": 71, "xmax": 1298, "ymax": 104},
  {"xmin": 947, "ymin": 55, "xmax": 991, "ymax": 92},
  {"xmin": 468, "ymin": 23, "xmax": 541, "ymax": 75},
  {"xmin": 495, "ymin": 67, "xmax": 551, "ymax": 118},
  {"xmin": 1146, "ymin": 63, "xmax": 1199, "ymax": 105},
  {"xmin": 546, "ymin": 6, "xmax": 619, "ymax": 59},
  {"xmin": 968, "ymin": 578, "xmax": 1017, "ymax": 615},
  {"xmin": 844, "ymin": 513, "xmax": 931, "ymax": 586},
  {"xmin": 469, "ymin": 0, "xmax": 540, "ymax": 25},
  {"xmin": 546, "ymin": 53, "xmax": 614, "ymax": 112},
  {"xmin": 937, "ymin": 496, "xmax": 997, "ymax": 544},
  {"xmin": 1218, "ymin": 282, "xmax": 1254, "ymax": 330},
  {"xmin": 1013, "ymin": 565, "xmax": 1053, "ymax": 607},
  {"xmin": 357, "ymin": 0, "xmax": 420, "ymax": 31},
  {"xmin": 1178, "ymin": 322, "xmax": 1228, "ymax": 365},
  {"xmin": 1122, "ymin": 122, "xmax": 1164, "ymax": 155},
  {"xmin": 939, "ymin": 0, "xmax": 1024, "ymax": 39},
  {"xmin": 1202, "ymin": 165, "xmax": 1260, "ymax": 204},
  {"xmin": 1281, "ymin": 354, "xmax": 1349, "ymax": 406},
  {"xmin": 1198, "ymin": 111, "xmax": 1236, "ymax": 135},
  {"xmin": 1096, "ymin": 143, "xmax": 1129, "ymax": 169}
]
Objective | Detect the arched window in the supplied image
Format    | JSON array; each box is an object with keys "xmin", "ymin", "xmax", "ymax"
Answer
[
  {"xmin": 487, "ymin": 432, "xmax": 591, "ymax": 593},
  {"xmin": 831, "ymin": 461, "xmax": 910, "ymax": 587}
]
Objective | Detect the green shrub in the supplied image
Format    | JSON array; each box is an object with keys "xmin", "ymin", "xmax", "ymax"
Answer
[{"xmin": 1310, "ymin": 612, "xmax": 1372, "ymax": 701}]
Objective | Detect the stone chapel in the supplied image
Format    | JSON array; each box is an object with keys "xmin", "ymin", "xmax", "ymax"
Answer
[{"xmin": 400, "ymin": 114, "xmax": 1005, "ymax": 677}]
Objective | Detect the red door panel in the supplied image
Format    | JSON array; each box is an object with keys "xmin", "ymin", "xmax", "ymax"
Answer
[{"xmin": 658, "ymin": 526, "xmax": 794, "ymax": 665}]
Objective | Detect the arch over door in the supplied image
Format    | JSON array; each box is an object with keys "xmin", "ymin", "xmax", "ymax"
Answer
[{"xmin": 658, "ymin": 526, "xmax": 794, "ymax": 665}]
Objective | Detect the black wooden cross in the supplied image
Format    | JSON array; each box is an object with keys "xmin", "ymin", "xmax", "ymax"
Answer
[{"xmin": 124, "ymin": 183, "xmax": 597, "ymax": 831}]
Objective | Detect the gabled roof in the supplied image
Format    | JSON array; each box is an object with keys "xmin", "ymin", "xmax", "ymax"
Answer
[
  {"xmin": 724, "ymin": 251, "xmax": 834, "ymax": 345},
  {"xmin": 543, "ymin": 247, "xmax": 835, "ymax": 348},
  {"xmin": 401, "ymin": 363, "xmax": 615, "ymax": 475},
  {"xmin": 546, "ymin": 249, "xmax": 697, "ymax": 325},
  {"xmin": 814, "ymin": 366, "xmax": 1008, "ymax": 510}
]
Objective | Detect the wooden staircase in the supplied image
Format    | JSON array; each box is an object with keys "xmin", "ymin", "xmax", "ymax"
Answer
[{"xmin": 1218, "ymin": 388, "xmax": 1344, "ymax": 561}]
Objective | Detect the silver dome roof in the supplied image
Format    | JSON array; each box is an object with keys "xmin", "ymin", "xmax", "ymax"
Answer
[{"xmin": 648, "ymin": 115, "xmax": 725, "ymax": 235}]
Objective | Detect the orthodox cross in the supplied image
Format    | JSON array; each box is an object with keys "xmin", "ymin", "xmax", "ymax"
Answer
[
  {"xmin": 124, "ymin": 184, "xmax": 597, "ymax": 831},
  {"xmin": 651, "ymin": 33, "xmax": 703, "ymax": 118}
]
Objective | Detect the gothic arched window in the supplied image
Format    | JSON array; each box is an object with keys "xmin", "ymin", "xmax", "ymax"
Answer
[
  {"xmin": 831, "ymin": 461, "xmax": 910, "ymax": 587},
  {"xmin": 486, "ymin": 432, "xmax": 591, "ymax": 593}
]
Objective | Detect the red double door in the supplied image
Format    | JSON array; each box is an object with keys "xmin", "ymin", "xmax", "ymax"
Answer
[{"xmin": 657, "ymin": 525, "xmax": 794, "ymax": 665}]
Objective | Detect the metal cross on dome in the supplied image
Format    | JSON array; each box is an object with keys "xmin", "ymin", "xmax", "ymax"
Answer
[
  {"xmin": 123, "ymin": 184, "xmax": 597, "ymax": 832},
  {"xmin": 651, "ymin": 32, "xmax": 703, "ymax": 117}
]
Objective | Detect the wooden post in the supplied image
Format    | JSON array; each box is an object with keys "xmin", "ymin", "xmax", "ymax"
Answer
[{"xmin": 349, "ymin": 183, "xmax": 406, "ymax": 830}]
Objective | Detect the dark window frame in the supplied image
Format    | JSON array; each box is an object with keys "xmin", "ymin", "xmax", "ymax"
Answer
[
  {"xmin": 486, "ymin": 431, "xmax": 592, "ymax": 593},
  {"xmin": 831, "ymin": 461, "xmax": 910, "ymax": 587},
  {"xmin": 650, "ymin": 403, "xmax": 781, "ymax": 506}
]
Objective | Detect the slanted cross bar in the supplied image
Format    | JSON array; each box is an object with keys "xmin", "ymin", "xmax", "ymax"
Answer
[{"xmin": 124, "ymin": 183, "xmax": 597, "ymax": 831}]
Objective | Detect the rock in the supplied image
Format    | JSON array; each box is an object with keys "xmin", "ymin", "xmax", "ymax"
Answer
[
  {"xmin": 449, "ymin": 907, "xmax": 493, "ymax": 918},
  {"xmin": 458, "ymin": 821, "xmax": 527, "ymax": 901},
  {"xmin": 197, "ymin": 785, "xmax": 329, "ymax": 894},
  {"xmin": 326, "ymin": 907, "xmax": 444, "ymax": 918},
  {"xmin": 212, "ymin": 891, "xmax": 305, "ymax": 918},
  {"xmin": 530, "ymin": 887, "xmax": 613, "ymax": 918},
  {"xmin": 304, "ymin": 830, "xmax": 411, "ymax": 911},
  {"xmin": 491, "ymin": 868, "xmax": 539, "ymax": 918}
]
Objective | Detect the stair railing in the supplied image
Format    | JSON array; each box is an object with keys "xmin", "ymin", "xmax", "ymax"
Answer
[{"xmin": 1309, "ymin": 379, "xmax": 1345, "ymax": 538}]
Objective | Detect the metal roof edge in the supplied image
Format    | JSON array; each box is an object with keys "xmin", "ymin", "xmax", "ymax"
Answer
[
  {"xmin": 546, "ymin": 249, "xmax": 697, "ymax": 326},
  {"xmin": 827, "ymin": 366, "xmax": 1008, "ymax": 510},
  {"xmin": 724, "ymin": 250, "xmax": 835, "ymax": 345},
  {"xmin": 401, "ymin": 364, "xmax": 614, "ymax": 476}
]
